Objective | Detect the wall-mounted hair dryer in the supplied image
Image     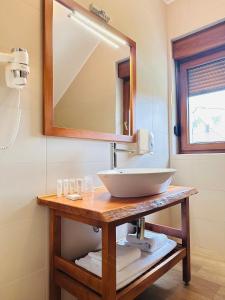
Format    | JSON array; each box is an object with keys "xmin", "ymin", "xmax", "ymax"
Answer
[
  {"xmin": 0, "ymin": 48, "xmax": 30, "ymax": 150},
  {"xmin": 0, "ymin": 48, "xmax": 30, "ymax": 89}
]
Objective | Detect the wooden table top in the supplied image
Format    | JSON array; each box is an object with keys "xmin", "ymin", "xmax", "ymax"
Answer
[{"xmin": 37, "ymin": 186, "xmax": 197, "ymax": 224}]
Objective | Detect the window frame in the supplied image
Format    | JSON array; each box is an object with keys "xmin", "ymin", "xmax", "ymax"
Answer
[
  {"xmin": 118, "ymin": 60, "xmax": 131, "ymax": 135},
  {"xmin": 176, "ymin": 48, "xmax": 225, "ymax": 153}
]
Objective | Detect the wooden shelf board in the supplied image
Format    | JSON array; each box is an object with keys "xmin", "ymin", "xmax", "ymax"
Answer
[
  {"xmin": 54, "ymin": 246, "xmax": 186, "ymax": 300},
  {"xmin": 55, "ymin": 270, "xmax": 101, "ymax": 300},
  {"xmin": 37, "ymin": 186, "xmax": 197, "ymax": 224},
  {"xmin": 54, "ymin": 255, "xmax": 102, "ymax": 294},
  {"xmin": 117, "ymin": 246, "xmax": 186, "ymax": 300}
]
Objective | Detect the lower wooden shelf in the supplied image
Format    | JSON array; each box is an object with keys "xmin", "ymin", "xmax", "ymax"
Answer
[
  {"xmin": 117, "ymin": 246, "xmax": 186, "ymax": 300},
  {"xmin": 54, "ymin": 246, "xmax": 186, "ymax": 300}
]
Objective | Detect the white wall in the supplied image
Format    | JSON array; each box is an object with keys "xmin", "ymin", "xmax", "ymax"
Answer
[
  {"xmin": 0, "ymin": 0, "xmax": 169, "ymax": 299},
  {"xmin": 167, "ymin": 0, "xmax": 225, "ymax": 262}
]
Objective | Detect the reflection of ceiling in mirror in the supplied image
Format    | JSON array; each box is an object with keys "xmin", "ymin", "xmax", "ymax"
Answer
[{"xmin": 53, "ymin": 0, "xmax": 100, "ymax": 106}]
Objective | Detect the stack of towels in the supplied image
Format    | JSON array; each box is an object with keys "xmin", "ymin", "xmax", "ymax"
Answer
[
  {"xmin": 125, "ymin": 230, "xmax": 168, "ymax": 253},
  {"xmin": 88, "ymin": 244, "xmax": 141, "ymax": 271},
  {"xmin": 75, "ymin": 230, "xmax": 176, "ymax": 290}
]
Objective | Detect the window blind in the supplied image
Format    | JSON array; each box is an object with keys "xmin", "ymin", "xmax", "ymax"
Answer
[{"xmin": 188, "ymin": 57, "xmax": 225, "ymax": 97}]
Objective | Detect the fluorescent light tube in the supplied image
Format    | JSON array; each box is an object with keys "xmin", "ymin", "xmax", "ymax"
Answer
[
  {"xmin": 68, "ymin": 13, "xmax": 119, "ymax": 49},
  {"xmin": 74, "ymin": 11, "xmax": 127, "ymax": 46}
]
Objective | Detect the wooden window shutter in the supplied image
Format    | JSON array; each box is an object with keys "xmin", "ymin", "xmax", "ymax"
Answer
[
  {"xmin": 188, "ymin": 57, "xmax": 225, "ymax": 97},
  {"xmin": 172, "ymin": 21, "xmax": 225, "ymax": 60}
]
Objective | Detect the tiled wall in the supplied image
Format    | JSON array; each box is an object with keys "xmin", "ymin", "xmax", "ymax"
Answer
[
  {"xmin": 0, "ymin": 0, "xmax": 169, "ymax": 299},
  {"xmin": 166, "ymin": 0, "xmax": 225, "ymax": 262},
  {"xmin": 171, "ymin": 154, "xmax": 225, "ymax": 261}
]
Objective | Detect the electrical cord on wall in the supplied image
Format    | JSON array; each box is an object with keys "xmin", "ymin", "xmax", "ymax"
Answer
[{"xmin": 0, "ymin": 89, "xmax": 22, "ymax": 150}]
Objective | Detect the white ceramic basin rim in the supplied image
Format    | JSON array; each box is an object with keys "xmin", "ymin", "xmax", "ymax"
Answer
[
  {"xmin": 97, "ymin": 168, "xmax": 176, "ymax": 198},
  {"xmin": 98, "ymin": 168, "xmax": 176, "ymax": 175}
]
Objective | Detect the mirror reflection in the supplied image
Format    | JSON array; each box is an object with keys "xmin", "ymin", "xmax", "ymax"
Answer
[{"xmin": 53, "ymin": 1, "xmax": 132, "ymax": 135}]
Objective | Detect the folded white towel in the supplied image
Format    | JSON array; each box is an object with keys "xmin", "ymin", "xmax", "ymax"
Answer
[
  {"xmin": 88, "ymin": 244, "xmax": 141, "ymax": 271},
  {"xmin": 126, "ymin": 230, "xmax": 168, "ymax": 253},
  {"xmin": 75, "ymin": 239, "xmax": 177, "ymax": 290}
]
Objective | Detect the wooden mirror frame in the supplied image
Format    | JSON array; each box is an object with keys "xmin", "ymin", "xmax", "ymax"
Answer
[{"xmin": 43, "ymin": 0, "xmax": 136, "ymax": 142}]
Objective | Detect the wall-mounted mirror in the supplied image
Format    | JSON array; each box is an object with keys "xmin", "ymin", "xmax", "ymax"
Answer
[{"xmin": 44, "ymin": 0, "xmax": 136, "ymax": 142}]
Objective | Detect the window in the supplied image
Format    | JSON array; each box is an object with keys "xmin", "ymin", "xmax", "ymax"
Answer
[{"xmin": 173, "ymin": 22, "xmax": 225, "ymax": 153}]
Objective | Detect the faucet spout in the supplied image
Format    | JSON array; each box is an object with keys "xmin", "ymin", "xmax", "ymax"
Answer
[
  {"xmin": 110, "ymin": 142, "xmax": 135, "ymax": 169},
  {"xmin": 110, "ymin": 142, "xmax": 117, "ymax": 169}
]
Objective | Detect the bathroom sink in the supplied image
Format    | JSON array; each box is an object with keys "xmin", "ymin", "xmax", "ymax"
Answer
[{"xmin": 97, "ymin": 168, "xmax": 176, "ymax": 198}]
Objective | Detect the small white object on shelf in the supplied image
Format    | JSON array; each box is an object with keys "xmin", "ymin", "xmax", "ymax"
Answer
[{"xmin": 66, "ymin": 193, "xmax": 82, "ymax": 201}]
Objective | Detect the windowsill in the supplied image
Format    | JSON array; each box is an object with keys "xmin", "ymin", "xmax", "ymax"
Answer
[{"xmin": 171, "ymin": 152, "xmax": 225, "ymax": 160}]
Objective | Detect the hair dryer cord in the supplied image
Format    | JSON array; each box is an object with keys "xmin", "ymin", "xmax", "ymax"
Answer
[{"xmin": 0, "ymin": 89, "xmax": 22, "ymax": 150}]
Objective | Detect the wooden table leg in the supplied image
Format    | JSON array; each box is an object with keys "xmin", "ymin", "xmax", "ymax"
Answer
[
  {"xmin": 181, "ymin": 197, "xmax": 191, "ymax": 285},
  {"xmin": 50, "ymin": 209, "xmax": 61, "ymax": 300},
  {"xmin": 102, "ymin": 223, "xmax": 117, "ymax": 300}
]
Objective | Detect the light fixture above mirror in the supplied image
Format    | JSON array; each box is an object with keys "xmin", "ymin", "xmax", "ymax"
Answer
[
  {"xmin": 68, "ymin": 11, "xmax": 128, "ymax": 48},
  {"xmin": 43, "ymin": 0, "xmax": 136, "ymax": 142}
]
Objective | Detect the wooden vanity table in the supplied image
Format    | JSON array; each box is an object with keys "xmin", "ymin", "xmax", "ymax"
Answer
[{"xmin": 37, "ymin": 185, "xmax": 197, "ymax": 300}]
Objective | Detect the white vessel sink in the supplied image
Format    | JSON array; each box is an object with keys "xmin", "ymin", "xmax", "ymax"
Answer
[{"xmin": 97, "ymin": 168, "xmax": 176, "ymax": 198}]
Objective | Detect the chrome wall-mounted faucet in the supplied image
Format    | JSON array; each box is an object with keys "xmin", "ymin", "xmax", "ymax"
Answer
[
  {"xmin": 110, "ymin": 142, "xmax": 135, "ymax": 169},
  {"xmin": 130, "ymin": 218, "xmax": 145, "ymax": 240}
]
